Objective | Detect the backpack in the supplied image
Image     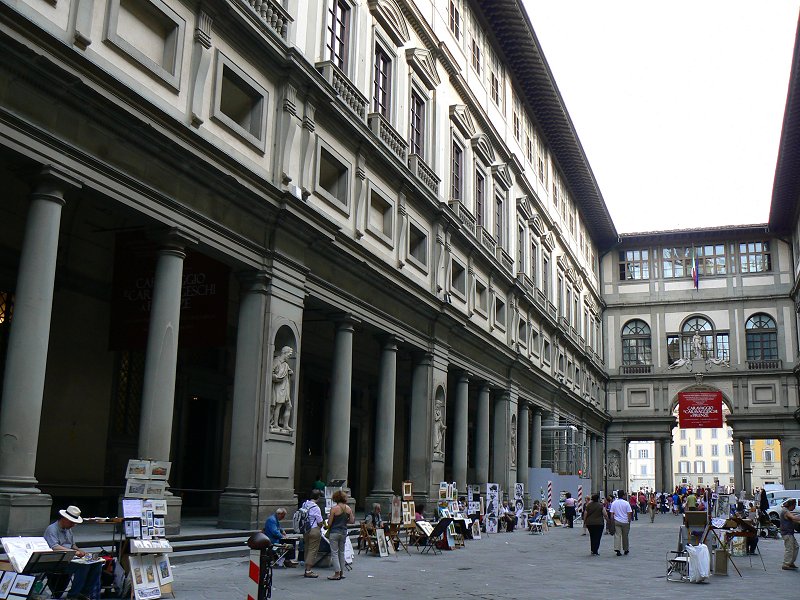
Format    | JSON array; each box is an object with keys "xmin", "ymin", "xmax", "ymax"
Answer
[{"xmin": 293, "ymin": 505, "xmax": 311, "ymax": 534}]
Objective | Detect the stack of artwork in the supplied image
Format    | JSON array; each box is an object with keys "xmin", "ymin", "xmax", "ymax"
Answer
[
  {"xmin": 467, "ymin": 484, "xmax": 481, "ymax": 517},
  {"xmin": 123, "ymin": 459, "xmax": 174, "ymax": 600},
  {"xmin": 0, "ymin": 571, "xmax": 36, "ymax": 599},
  {"xmin": 401, "ymin": 481, "xmax": 415, "ymax": 526},
  {"xmin": 484, "ymin": 484, "xmax": 500, "ymax": 534}
]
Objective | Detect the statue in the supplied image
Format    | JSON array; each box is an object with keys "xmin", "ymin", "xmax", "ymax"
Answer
[
  {"xmin": 510, "ymin": 415, "xmax": 517, "ymax": 466},
  {"xmin": 668, "ymin": 357, "xmax": 693, "ymax": 371},
  {"xmin": 705, "ymin": 356, "xmax": 730, "ymax": 368},
  {"xmin": 607, "ymin": 453, "xmax": 620, "ymax": 479},
  {"xmin": 270, "ymin": 346, "xmax": 294, "ymax": 432},
  {"xmin": 691, "ymin": 333, "xmax": 704, "ymax": 359},
  {"xmin": 791, "ymin": 451, "xmax": 800, "ymax": 479},
  {"xmin": 433, "ymin": 396, "xmax": 447, "ymax": 455}
]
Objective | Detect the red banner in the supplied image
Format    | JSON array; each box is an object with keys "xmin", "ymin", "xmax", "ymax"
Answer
[{"xmin": 678, "ymin": 391, "xmax": 724, "ymax": 428}]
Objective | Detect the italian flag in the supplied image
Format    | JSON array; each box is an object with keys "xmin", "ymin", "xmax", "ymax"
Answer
[{"xmin": 691, "ymin": 248, "xmax": 699, "ymax": 290}]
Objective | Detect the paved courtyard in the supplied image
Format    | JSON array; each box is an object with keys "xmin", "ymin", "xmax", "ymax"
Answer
[{"xmin": 172, "ymin": 514, "xmax": 798, "ymax": 599}]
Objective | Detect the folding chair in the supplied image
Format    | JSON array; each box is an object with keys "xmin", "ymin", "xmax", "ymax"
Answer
[
  {"xmin": 529, "ymin": 514, "xmax": 544, "ymax": 535},
  {"xmin": 357, "ymin": 522, "xmax": 379, "ymax": 555},
  {"xmin": 421, "ymin": 518, "xmax": 451, "ymax": 555},
  {"xmin": 386, "ymin": 523, "xmax": 410, "ymax": 555}
]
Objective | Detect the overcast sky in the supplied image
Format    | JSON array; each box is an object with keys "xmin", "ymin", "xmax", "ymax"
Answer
[{"xmin": 522, "ymin": 1, "xmax": 800, "ymax": 234}]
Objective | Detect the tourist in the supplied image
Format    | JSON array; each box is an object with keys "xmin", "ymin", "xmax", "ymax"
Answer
[
  {"xmin": 648, "ymin": 493, "xmax": 657, "ymax": 523},
  {"xmin": 628, "ymin": 493, "xmax": 638, "ymax": 521},
  {"xmin": 584, "ymin": 494, "xmax": 606, "ymax": 555},
  {"xmin": 610, "ymin": 490, "xmax": 633, "ymax": 556},
  {"xmin": 637, "ymin": 490, "xmax": 647, "ymax": 516},
  {"xmin": 263, "ymin": 508, "xmax": 297, "ymax": 567},
  {"xmin": 685, "ymin": 490, "xmax": 697, "ymax": 511},
  {"xmin": 604, "ymin": 495, "xmax": 616, "ymax": 535},
  {"xmin": 779, "ymin": 499, "xmax": 800, "ymax": 571},
  {"xmin": 581, "ymin": 496, "xmax": 590, "ymax": 536},
  {"xmin": 326, "ymin": 490, "xmax": 354, "ymax": 580},
  {"xmin": 302, "ymin": 490, "xmax": 323, "ymax": 578},
  {"xmin": 563, "ymin": 492, "xmax": 576, "ymax": 528},
  {"xmin": 364, "ymin": 502, "xmax": 383, "ymax": 533}
]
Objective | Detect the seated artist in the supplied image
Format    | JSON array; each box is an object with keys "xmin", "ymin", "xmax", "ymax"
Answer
[
  {"xmin": 43, "ymin": 505, "xmax": 101, "ymax": 600},
  {"xmin": 364, "ymin": 503, "xmax": 383, "ymax": 534},
  {"xmin": 500, "ymin": 501, "xmax": 516, "ymax": 532},
  {"xmin": 263, "ymin": 508, "xmax": 297, "ymax": 567}
]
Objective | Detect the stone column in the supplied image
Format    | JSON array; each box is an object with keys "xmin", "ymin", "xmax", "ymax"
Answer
[
  {"xmin": 138, "ymin": 230, "xmax": 194, "ymax": 461},
  {"xmin": 219, "ymin": 273, "xmax": 269, "ymax": 529},
  {"xmin": 742, "ymin": 441, "xmax": 753, "ymax": 494},
  {"xmin": 654, "ymin": 439, "xmax": 662, "ymax": 493},
  {"xmin": 368, "ymin": 335, "xmax": 399, "ymax": 499},
  {"xmin": 530, "ymin": 408, "xmax": 542, "ymax": 468},
  {"xmin": 732, "ymin": 438, "xmax": 743, "ymax": 493},
  {"xmin": 326, "ymin": 316, "xmax": 358, "ymax": 484},
  {"xmin": 408, "ymin": 352, "xmax": 433, "ymax": 504},
  {"xmin": 517, "ymin": 403, "xmax": 529, "ymax": 484},
  {"xmin": 452, "ymin": 372, "xmax": 469, "ymax": 492},
  {"xmin": 474, "ymin": 384, "xmax": 490, "ymax": 485},
  {"xmin": 593, "ymin": 435, "xmax": 601, "ymax": 493},
  {"xmin": 0, "ymin": 168, "xmax": 78, "ymax": 535},
  {"xmin": 662, "ymin": 438, "xmax": 673, "ymax": 492},
  {"xmin": 492, "ymin": 392, "xmax": 513, "ymax": 492}
]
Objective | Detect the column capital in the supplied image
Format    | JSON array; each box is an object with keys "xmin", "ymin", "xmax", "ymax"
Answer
[
  {"xmin": 411, "ymin": 350, "xmax": 433, "ymax": 365},
  {"xmin": 150, "ymin": 227, "xmax": 198, "ymax": 259},
  {"xmin": 331, "ymin": 312, "xmax": 361, "ymax": 332},
  {"xmin": 31, "ymin": 165, "xmax": 82, "ymax": 205},
  {"xmin": 456, "ymin": 370, "xmax": 471, "ymax": 384},
  {"xmin": 236, "ymin": 270, "xmax": 270, "ymax": 294},
  {"xmin": 375, "ymin": 333, "xmax": 402, "ymax": 350}
]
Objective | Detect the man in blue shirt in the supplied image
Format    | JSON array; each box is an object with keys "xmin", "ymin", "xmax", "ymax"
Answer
[{"xmin": 263, "ymin": 508, "xmax": 297, "ymax": 567}]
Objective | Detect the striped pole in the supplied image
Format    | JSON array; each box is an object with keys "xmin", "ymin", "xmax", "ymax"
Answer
[
  {"xmin": 577, "ymin": 485, "xmax": 583, "ymax": 519},
  {"xmin": 248, "ymin": 549, "xmax": 260, "ymax": 600},
  {"xmin": 547, "ymin": 481, "xmax": 552, "ymax": 509}
]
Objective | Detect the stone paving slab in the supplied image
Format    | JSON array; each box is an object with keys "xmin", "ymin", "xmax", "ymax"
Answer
[{"xmin": 170, "ymin": 514, "xmax": 799, "ymax": 599}]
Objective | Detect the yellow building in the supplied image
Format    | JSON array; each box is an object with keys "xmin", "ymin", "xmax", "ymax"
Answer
[{"xmin": 750, "ymin": 439, "xmax": 782, "ymax": 488}]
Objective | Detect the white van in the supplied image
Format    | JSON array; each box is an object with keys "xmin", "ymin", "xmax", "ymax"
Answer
[{"xmin": 765, "ymin": 489, "xmax": 800, "ymax": 522}]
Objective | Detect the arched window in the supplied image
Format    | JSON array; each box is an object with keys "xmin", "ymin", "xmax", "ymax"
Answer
[
  {"xmin": 667, "ymin": 316, "xmax": 729, "ymax": 363},
  {"xmin": 745, "ymin": 314, "xmax": 777, "ymax": 361},
  {"xmin": 621, "ymin": 319, "xmax": 651, "ymax": 365}
]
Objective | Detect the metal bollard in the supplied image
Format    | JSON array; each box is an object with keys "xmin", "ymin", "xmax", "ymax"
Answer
[{"xmin": 246, "ymin": 533, "xmax": 276, "ymax": 600}]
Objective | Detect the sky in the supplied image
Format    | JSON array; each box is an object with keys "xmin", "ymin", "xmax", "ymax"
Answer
[{"xmin": 522, "ymin": 1, "xmax": 800, "ymax": 234}]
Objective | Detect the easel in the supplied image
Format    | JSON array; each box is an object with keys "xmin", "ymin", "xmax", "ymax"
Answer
[
  {"xmin": 698, "ymin": 520, "xmax": 742, "ymax": 577},
  {"xmin": 386, "ymin": 523, "xmax": 409, "ymax": 555},
  {"xmin": 421, "ymin": 518, "xmax": 452, "ymax": 555}
]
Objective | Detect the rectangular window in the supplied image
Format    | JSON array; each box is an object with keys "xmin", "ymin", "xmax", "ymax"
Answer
[
  {"xmin": 475, "ymin": 170, "xmax": 485, "ymax": 228},
  {"xmin": 638, "ymin": 449, "xmax": 648, "ymax": 459},
  {"xmin": 667, "ymin": 335, "xmax": 681, "ymax": 365},
  {"xmin": 696, "ymin": 445, "xmax": 703, "ymax": 457},
  {"xmin": 517, "ymin": 224, "xmax": 525, "ymax": 272},
  {"xmin": 680, "ymin": 429, "xmax": 686, "ymax": 440},
  {"xmin": 512, "ymin": 95, "xmax": 521, "ymax": 141},
  {"xmin": 711, "ymin": 429, "xmax": 718, "ymax": 439},
  {"xmin": 728, "ymin": 460, "xmax": 733, "ymax": 473},
  {"xmin": 410, "ymin": 91, "xmax": 425, "ymax": 158},
  {"xmin": 372, "ymin": 44, "xmax": 391, "ymax": 117},
  {"xmin": 451, "ymin": 259, "xmax": 466, "ymax": 297},
  {"xmin": 448, "ymin": 0, "xmax": 461, "ymax": 40},
  {"xmin": 700, "ymin": 244, "xmax": 726, "ymax": 275},
  {"xmin": 711, "ymin": 444, "xmax": 718, "ymax": 457},
  {"xmin": 494, "ymin": 193, "xmax": 504, "ymax": 248},
  {"xmin": 739, "ymin": 241, "xmax": 771, "ymax": 273},
  {"xmin": 725, "ymin": 444, "xmax": 733, "ymax": 456},
  {"xmin": 475, "ymin": 280, "xmax": 488, "ymax": 314},
  {"xmin": 712, "ymin": 460, "xmax": 720, "ymax": 472},
  {"xmin": 530, "ymin": 241, "xmax": 538, "ymax": 285},
  {"xmin": 408, "ymin": 222, "xmax": 428, "ymax": 267},
  {"xmin": 495, "ymin": 297, "xmax": 506, "ymax": 328},
  {"xmin": 662, "ymin": 247, "xmax": 692, "ymax": 278},
  {"xmin": 215, "ymin": 61, "xmax": 267, "ymax": 148},
  {"xmin": 640, "ymin": 465, "xmax": 647, "ymax": 476},
  {"xmin": 526, "ymin": 133, "xmax": 533, "ymax": 163},
  {"xmin": 326, "ymin": 0, "xmax": 349, "ymax": 70},
  {"xmin": 451, "ymin": 141, "xmax": 463, "ymax": 200},
  {"xmin": 680, "ymin": 445, "xmax": 687, "ymax": 457},
  {"xmin": 764, "ymin": 449, "xmax": 774, "ymax": 462},
  {"xmin": 695, "ymin": 429, "xmax": 702, "ymax": 439},
  {"xmin": 318, "ymin": 146, "xmax": 349, "ymax": 206},
  {"xmin": 367, "ymin": 189, "xmax": 393, "ymax": 242},
  {"xmin": 679, "ymin": 461, "xmax": 690, "ymax": 474},
  {"xmin": 470, "ymin": 36, "xmax": 481, "ymax": 74},
  {"xmin": 695, "ymin": 460, "xmax": 705, "ymax": 474},
  {"xmin": 542, "ymin": 254, "xmax": 550, "ymax": 299},
  {"xmin": 618, "ymin": 249, "xmax": 650, "ymax": 280}
]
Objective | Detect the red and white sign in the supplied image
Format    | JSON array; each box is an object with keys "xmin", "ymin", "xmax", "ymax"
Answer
[{"xmin": 678, "ymin": 391, "xmax": 724, "ymax": 428}]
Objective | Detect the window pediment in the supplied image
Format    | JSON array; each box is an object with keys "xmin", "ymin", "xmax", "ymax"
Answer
[
  {"xmin": 516, "ymin": 195, "xmax": 533, "ymax": 220},
  {"xmin": 529, "ymin": 212, "xmax": 544, "ymax": 237},
  {"xmin": 471, "ymin": 133, "xmax": 495, "ymax": 164},
  {"xmin": 406, "ymin": 48, "xmax": 440, "ymax": 89},
  {"xmin": 450, "ymin": 104, "xmax": 475, "ymax": 137},
  {"xmin": 542, "ymin": 231, "xmax": 555, "ymax": 251},
  {"xmin": 491, "ymin": 163, "xmax": 513, "ymax": 190},
  {"xmin": 368, "ymin": 0, "xmax": 409, "ymax": 46}
]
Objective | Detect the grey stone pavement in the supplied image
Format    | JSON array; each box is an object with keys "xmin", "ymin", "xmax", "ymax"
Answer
[{"xmin": 171, "ymin": 514, "xmax": 799, "ymax": 599}]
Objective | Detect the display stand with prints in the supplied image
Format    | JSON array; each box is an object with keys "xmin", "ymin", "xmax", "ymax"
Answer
[{"xmin": 123, "ymin": 459, "xmax": 174, "ymax": 599}]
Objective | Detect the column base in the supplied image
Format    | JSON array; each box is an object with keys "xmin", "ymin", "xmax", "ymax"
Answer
[
  {"xmin": 364, "ymin": 491, "xmax": 395, "ymax": 516},
  {"xmin": 165, "ymin": 494, "xmax": 182, "ymax": 536},
  {"xmin": 0, "ymin": 491, "xmax": 53, "ymax": 535},
  {"xmin": 255, "ymin": 489, "xmax": 298, "ymax": 530},
  {"xmin": 218, "ymin": 490, "xmax": 260, "ymax": 530}
]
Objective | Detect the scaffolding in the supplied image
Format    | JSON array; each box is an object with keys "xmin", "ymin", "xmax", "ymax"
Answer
[{"xmin": 541, "ymin": 423, "xmax": 589, "ymax": 476}]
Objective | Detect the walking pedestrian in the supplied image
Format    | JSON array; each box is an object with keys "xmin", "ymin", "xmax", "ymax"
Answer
[
  {"xmin": 564, "ymin": 492, "xmax": 576, "ymax": 528},
  {"xmin": 628, "ymin": 493, "xmax": 639, "ymax": 521},
  {"xmin": 604, "ymin": 495, "xmax": 616, "ymax": 536},
  {"xmin": 779, "ymin": 499, "xmax": 800, "ymax": 571},
  {"xmin": 610, "ymin": 490, "xmax": 633, "ymax": 556},
  {"xmin": 648, "ymin": 493, "xmax": 656, "ymax": 523},
  {"xmin": 584, "ymin": 494, "xmax": 606, "ymax": 555},
  {"xmin": 301, "ymin": 490, "xmax": 323, "ymax": 578}
]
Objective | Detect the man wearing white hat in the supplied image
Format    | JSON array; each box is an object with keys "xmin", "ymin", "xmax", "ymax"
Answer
[{"xmin": 43, "ymin": 505, "xmax": 101, "ymax": 599}]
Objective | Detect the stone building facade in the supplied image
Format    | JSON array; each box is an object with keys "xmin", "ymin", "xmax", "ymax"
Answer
[{"xmin": 0, "ymin": 0, "xmax": 613, "ymax": 534}]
